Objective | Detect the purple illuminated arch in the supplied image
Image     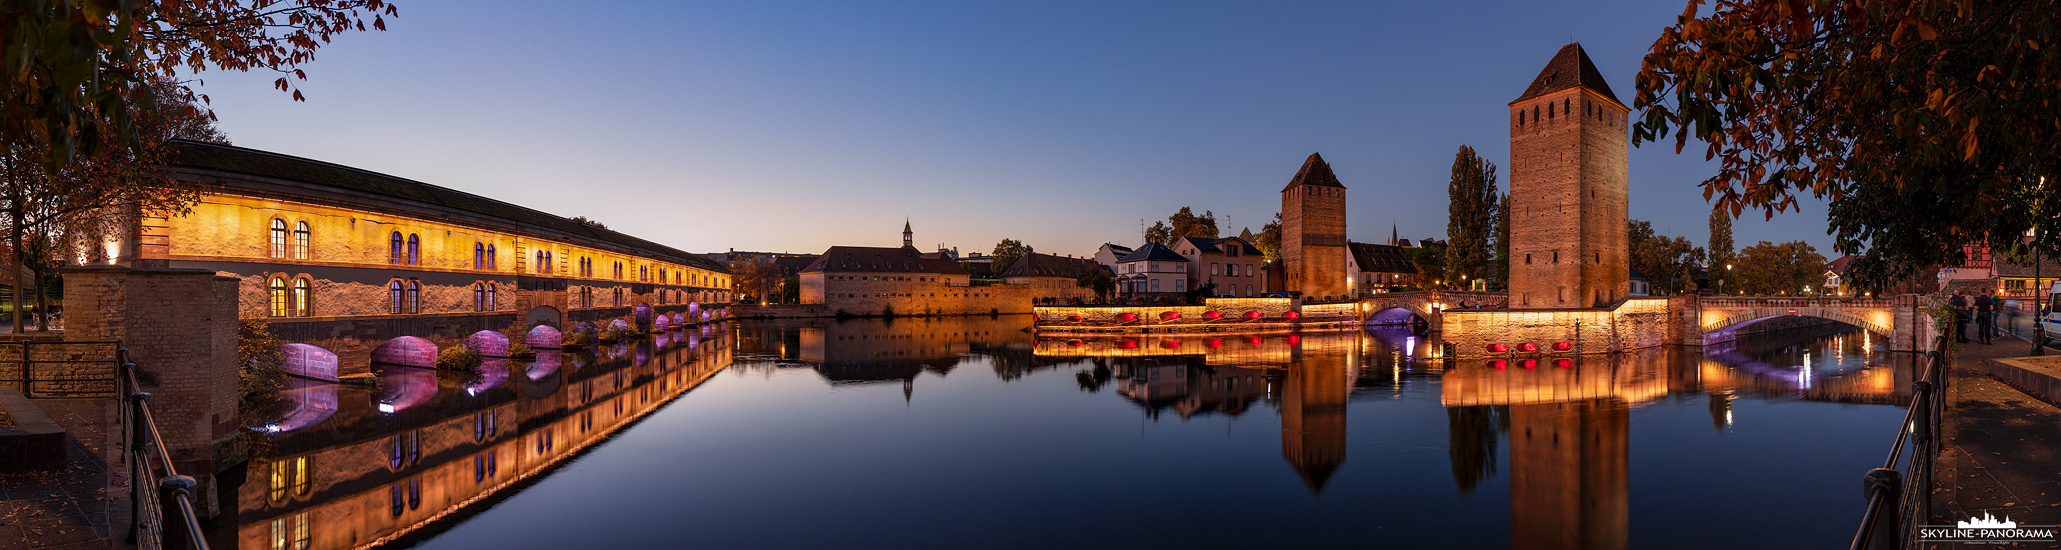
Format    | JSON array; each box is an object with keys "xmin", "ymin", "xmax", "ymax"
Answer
[
  {"xmin": 372, "ymin": 365, "xmax": 437, "ymax": 413},
  {"xmin": 269, "ymin": 378, "xmax": 337, "ymax": 433},
  {"xmin": 608, "ymin": 318, "xmax": 630, "ymax": 332},
  {"xmin": 466, "ymin": 358, "xmax": 510, "ymax": 395},
  {"xmin": 633, "ymin": 303, "xmax": 653, "ymax": 331},
  {"xmin": 526, "ymin": 325, "xmax": 563, "ymax": 350},
  {"xmin": 528, "ymin": 350, "xmax": 562, "ymax": 380},
  {"xmin": 669, "ymin": 312, "xmax": 685, "ymax": 327},
  {"xmin": 465, "ymin": 330, "xmax": 510, "ymax": 358},
  {"xmin": 370, "ymin": 336, "xmax": 436, "ymax": 369},
  {"xmin": 653, "ymin": 315, "xmax": 671, "ymax": 331},
  {"xmin": 279, "ymin": 343, "xmax": 339, "ymax": 382},
  {"xmin": 1366, "ymin": 307, "xmax": 1424, "ymax": 326}
]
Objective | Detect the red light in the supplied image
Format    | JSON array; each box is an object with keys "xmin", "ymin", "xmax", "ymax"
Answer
[
  {"xmin": 1519, "ymin": 342, "xmax": 1538, "ymax": 352},
  {"xmin": 1553, "ymin": 341, "xmax": 1572, "ymax": 351},
  {"xmin": 1521, "ymin": 359, "xmax": 1538, "ymax": 369},
  {"xmin": 1491, "ymin": 360, "xmax": 1508, "ymax": 369},
  {"xmin": 1121, "ymin": 339, "xmax": 1138, "ymax": 349},
  {"xmin": 1488, "ymin": 343, "xmax": 1508, "ymax": 352},
  {"xmin": 1068, "ymin": 339, "xmax": 1082, "ymax": 347},
  {"xmin": 1204, "ymin": 311, "xmax": 1223, "ymax": 320},
  {"xmin": 1162, "ymin": 340, "xmax": 1181, "ymax": 349},
  {"xmin": 1067, "ymin": 315, "xmax": 1082, "ymax": 322},
  {"xmin": 1244, "ymin": 311, "xmax": 1262, "ymax": 320},
  {"xmin": 1161, "ymin": 311, "xmax": 1181, "ymax": 321},
  {"xmin": 1554, "ymin": 359, "xmax": 1572, "ymax": 368},
  {"xmin": 1205, "ymin": 338, "xmax": 1222, "ymax": 349},
  {"xmin": 1287, "ymin": 334, "xmax": 1301, "ymax": 345},
  {"xmin": 1284, "ymin": 311, "xmax": 1301, "ymax": 320},
  {"xmin": 1248, "ymin": 336, "xmax": 1263, "ymax": 347}
]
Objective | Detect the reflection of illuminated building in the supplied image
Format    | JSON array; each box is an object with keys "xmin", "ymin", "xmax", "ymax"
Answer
[
  {"xmin": 1508, "ymin": 401, "xmax": 1629, "ymax": 550},
  {"xmin": 1113, "ymin": 358, "xmax": 1267, "ymax": 420},
  {"xmin": 1278, "ymin": 333, "xmax": 1358, "ymax": 493},
  {"xmin": 234, "ymin": 334, "xmax": 735, "ymax": 550}
]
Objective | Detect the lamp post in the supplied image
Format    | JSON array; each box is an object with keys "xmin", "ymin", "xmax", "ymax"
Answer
[
  {"xmin": 1723, "ymin": 264, "xmax": 1733, "ymax": 295},
  {"xmin": 2036, "ymin": 176, "xmax": 2048, "ymax": 356}
]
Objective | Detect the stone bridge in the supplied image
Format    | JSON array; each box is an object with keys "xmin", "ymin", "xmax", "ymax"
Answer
[
  {"xmin": 1358, "ymin": 290, "xmax": 1510, "ymax": 327},
  {"xmin": 1691, "ymin": 296, "xmax": 1938, "ymax": 351}
]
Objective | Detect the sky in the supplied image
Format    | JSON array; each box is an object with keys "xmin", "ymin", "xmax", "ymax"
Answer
[{"xmin": 192, "ymin": 0, "xmax": 1838, "ymax": 259}]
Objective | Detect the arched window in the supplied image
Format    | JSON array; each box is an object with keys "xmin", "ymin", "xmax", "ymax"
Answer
[
  {"xmin": 269, "ymin": 277, "xmax": 288, "ymax": 317},
  {"xmin": 1518, "ymin": 110, "xmax": 1525, "ymax": 126},
  {"xmin": 292, "ymin": 221, "xmax": 310, "ymax": 259},
  {"xmin": 269, "ymin": 219, "xmax": 289, "ymax": 258},
  {"xmin": 292, "ymin": 278, "xmax": 311, "ymax": 317},
  {"xmin": 614, "ymin": 288, "xmax": 623, "ymax": 307},
  {"xmin": 406, "ymin": 234, "xmax": 420, "ymax": 265},
  {"xmin": 473, "ymin": 283, "xmax": 486, "ymax": 312},
  {"xmin": 545, "ymin": 252, "xmax": 554, "ymax": 273},
  {"xmin": 486, "ymin": 283, "xmax": 497, "ymax": 310},
  {"xmin": 389, "ymin": 281, "xmax": 405, "ymax": 314},
  {"xmin": 486, "ymin": 244, "xmax": 496, "ymax": 270},
  {"xmin": 474, "ymin": 243, "xmax": 484, "ymax": 270},
  {"xmin": 405, "ymin": 280, "xmax": 421, "ymax": 314},
  {"xmin": 389, "ymin": 233, "xmax": 404, "ymax": 265}
]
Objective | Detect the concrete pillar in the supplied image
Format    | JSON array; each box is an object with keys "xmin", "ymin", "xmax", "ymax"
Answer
[{"xmin": 62, "ymin": 265, "xmax": 239, "ymax": 516}]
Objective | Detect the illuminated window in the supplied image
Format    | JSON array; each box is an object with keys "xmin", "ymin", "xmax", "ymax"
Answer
[
  {"xmin": 269, "ymin": 277, "xmax": 288, "ymax": 317},
  {"xmin": 291, "ymin": 457, "xmax": 310, "ymax": 496},
  {"xmin": 292, "ymin": 221, "xmax": 309, "ymax": 260},
  {"xmin": 269, "ymin": 219, "xmax": 288, "ymax": 258},
  {"xmin": 269, "ymin": 459, "xmax": 289, "ymax": 501},
  {"xmin": 486, "ymin": 283, "xmax": 496, "ymax": 310},
  {"xmin": 389, "ymin": 232, "xmax": 404, "ymax": 265},
  {"xmin": 474, "ymin": 283, "xmax": 486, "ymax": 311},
  {"xmin": 405, "ymin": 280, "xmax": 421, "ymax": 314},
  {"xmin": 474, "ymin": 242, "xmax": 485, "ymax": 270},
  {"xmin": 292, "ymin": 278, "xmax": 311, "ymax": 317},
  {"xmin": 406, "ymin": 234, "xmax": 420, "ymax": 265},
  {"xmin": 614, "ymin": 288, "xmax": 624, "ymax": 306},
  {"xmin": 486, "ymin": 244, "xmax": 496, "ymax": 270},
  {"xmin": 388, "ymin": 281, "xmax": 404, "ymax": 314}
]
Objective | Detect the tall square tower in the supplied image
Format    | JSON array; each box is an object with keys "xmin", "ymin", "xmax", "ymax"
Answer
[
  {"xmin": 1281, "ymin": 152, "xmax": 1348, "ymax": 300},
  {"xmin": 1507, "ymin": 43, "xmax": 1630, "ymax": 308}
]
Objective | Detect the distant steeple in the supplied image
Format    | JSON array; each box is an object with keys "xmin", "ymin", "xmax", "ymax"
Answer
[
  {"xmin": 1390, "ymin": 224, "xmax": 1398, "ymax": 246},
  {"xmin": 902, "ymin": 219, "xmax": 913, "ymax": 248}
]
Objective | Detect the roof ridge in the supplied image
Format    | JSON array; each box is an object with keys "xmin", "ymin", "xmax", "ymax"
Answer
[{"xmin": 1512, "ymin": 42, "xmax": 1621, "ymax": 105}]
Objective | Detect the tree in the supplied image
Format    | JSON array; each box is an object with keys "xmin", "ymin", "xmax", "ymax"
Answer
[
  {"xmin": 1633, "ymin": 0, "xmax": 2061, "ymax": 292},
  {"xmin": 1708, "ymin": 208, "xmax": 1734, "ymax": 294},
  {"xmin": 568, "ymin": 216, "xmax": 609, "ymax": 230},
  {"xmin": 1629, "ymin": 219, "xmax": 1707, "ymax": 295},
  {"xmin": 1732, "ymin": 241, "xmax": 1827, "ymax": 296},
  {"xmin": 1254, "ymin": 214, "xmax": 1282, "ymax": 263},
  {"xmin": 1445, "ymin": 145, "xmax": 1499, "ymax": 286},
  {"xmin": 725, "ymin": 257, "xmax": 780, "ymax": 305},
  {"xmin": 1143, "ymin": 207, "xmax": 1220, "ymax": 247},
  {"xmin": 991, "ymin": 238, "xmax": 1032, "ymax": 274},
  {"xmin": 1074, "ymin": 265, "xmax": 1115, "ymax": 302},
  {"xmin": 1492, "ymin": 193, "xmax": 1511, "ymax": 290},
  {"xmin": 1408, "ymin": 247, "xmax": 1446, "ymax": 289}
]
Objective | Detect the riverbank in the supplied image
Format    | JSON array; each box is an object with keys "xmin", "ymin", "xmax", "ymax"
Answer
[{"xmin": 1928, "ymin": 336, "xmax": 2061, "ymax": 543}]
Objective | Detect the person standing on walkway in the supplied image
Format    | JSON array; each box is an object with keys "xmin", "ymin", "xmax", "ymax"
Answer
[
  {"xmin": 1975, "ymin": 289, "xmax": 1996, "ymax": 344},
  {"xmin": 1951, "ymin": 290, "xmax": 1972, "ymax": 343}
]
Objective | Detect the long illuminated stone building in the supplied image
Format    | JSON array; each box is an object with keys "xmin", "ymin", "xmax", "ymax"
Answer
[{"xmin": 107, "ymin": 140, "xmax": 731, "ymax": 370}]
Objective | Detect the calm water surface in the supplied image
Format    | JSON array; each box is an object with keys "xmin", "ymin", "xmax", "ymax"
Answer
[{"xmin": 223, "ymin": 317, "xmax": 1914, "ymax": 549}]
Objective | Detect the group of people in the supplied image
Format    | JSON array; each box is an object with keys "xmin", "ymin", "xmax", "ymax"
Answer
[{"xmin": 1948, "ymin": 289, "xmax": 2006, "ymax": 344}]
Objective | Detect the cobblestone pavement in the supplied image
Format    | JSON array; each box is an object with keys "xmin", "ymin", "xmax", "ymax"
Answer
[
  {"xmin": 1927, "ymin": 333, "xmax": 2061, "ymax": 549},
  {"xmin": 0, "ymin": 399, "xmax": 128, "ymax": 550}
]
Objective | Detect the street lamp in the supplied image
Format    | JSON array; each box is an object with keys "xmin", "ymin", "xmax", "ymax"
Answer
[{"xmin": 2036, "ymin": 176, "xmax": 2049, "ymax": 356}]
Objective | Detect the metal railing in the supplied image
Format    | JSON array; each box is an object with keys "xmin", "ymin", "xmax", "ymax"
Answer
[
  {"xmin": 116, "ymin": 353, "xmax": 211, "ymax": 550},
  {"xmin": 1851, "ymin": 334, "xmax": 1949, "ymax": 550},
  {"xmin": 10, "ymin": 339, "xmax": 122, "ymax": 397}
]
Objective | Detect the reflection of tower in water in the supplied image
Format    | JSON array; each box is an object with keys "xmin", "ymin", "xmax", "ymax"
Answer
[
  {"xmin": 1278, "ymin": 336, "xmax": 1357, "ymax": 493},
  {"xmin": 1508, "ymin": 400, "xmax": 1629, "ymax": 550}
]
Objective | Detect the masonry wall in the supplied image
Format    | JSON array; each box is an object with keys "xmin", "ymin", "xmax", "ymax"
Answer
[
  {"xmin": 1441, "ymin": 297, "xmax": 1684, "ymax": 357},
  {"xmin": 60, "ymin": 266, "xmax": 240, "ymax": 477},
  {"xmin": 1508, "ymin": 88, "xmax": 1629, "ymax": 308},
  {"xmin": 1282, "ymin": 185, "xmax": 1349, "ymax": 300}
]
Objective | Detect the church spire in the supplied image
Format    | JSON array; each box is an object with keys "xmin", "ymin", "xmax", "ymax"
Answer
[
  {"xmin": 902, "ymin": 219, "xmax": 913, "ymax": 248},
  {"xmin": 1391, "ymin": 224, "xmax": 1398, "ymax": 246}
]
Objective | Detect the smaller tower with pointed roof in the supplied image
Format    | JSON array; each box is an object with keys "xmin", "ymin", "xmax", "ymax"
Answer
[
  {"xmin": 902, "ymin": 220, "xmax": 913, "ymax": 248},
  {"xmin": 1281, "ymin": 152, "xmax": 1349, "ymax": 299}
]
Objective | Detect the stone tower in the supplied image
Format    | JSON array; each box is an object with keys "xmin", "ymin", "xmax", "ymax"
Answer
[
  {"xmin": 902, "ymin": 220, "xmax": 913, "ymax": 248},
  {"xmin": 1281, "ymin": 152, "xmax": 1349, "ymax": 300},
  {"xmin": 1508, "ymin": 43, "xmax": 1630, "ymax": 308}
]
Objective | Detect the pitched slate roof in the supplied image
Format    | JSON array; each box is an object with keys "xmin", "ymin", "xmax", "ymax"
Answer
[
  {"xmin": 1512, "ymin": 42, "xmax": 1620, "ymax": 106},
  {"xmin": 1118, "ymin": 242, "xmax": 1189, "ymax": 263},
  {"xmin": 1000, "ymin": 252, "xmax": 1103, "ymax": 278},
  {"xmin": 1825, "ymin": 255, "xmax": 1859, "ymax": 274},
  {"xmin": 1629, "ymin": 268, "xmax": 1650, "ymax": 282},
  {"xmin": 162, "ymin": 140, "xmax": 727, "ymax": 272},
  {"xmin": 1179, "ymin": 236, "xmax": 1221, "ymax": 254},
  {"xmin": 1347, "ymin": 242, "xmax": 1418, "ymax": 274},
  {"xmin": 774, "ymin": 255, "xmax": 819, "ymax": 276},
  {"xmin": 1283, "ymin": 152, "xmax": 1345, "ymax": 191},
  {"xmin": 800, "ymin": 246, "xmax": 962, "ymax": 274}
]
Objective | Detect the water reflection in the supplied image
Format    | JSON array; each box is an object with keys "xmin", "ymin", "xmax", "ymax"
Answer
[{"xmin": 228, "ymin": 325, "xmax": 735, "ymax": 550}]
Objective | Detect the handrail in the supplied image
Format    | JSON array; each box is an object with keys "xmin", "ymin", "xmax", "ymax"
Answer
[
  {"xmin": 1850, "ymin": 334, "xmax": 1949, "ymax": 550},
  {"xmin": 118, "ymin": 353, "xmax": 212, "ymax": 550}
]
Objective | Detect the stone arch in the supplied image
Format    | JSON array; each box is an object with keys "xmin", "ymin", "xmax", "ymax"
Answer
[
  {"xmin": 270, "ymin": 378, "xmax": 337, "ymax": 433},
  {"xmin": 669, "ymin": 312, "xmax": 685, "ymax": 327},
  {"xmin": 1365, "ymin": 307, "xmax": 1426, "ymax": 326},
  {"xmin": 609, "ymin": 318, "xmax": 631, "ymax": 333},
  {"xmin": 688, "ymin": 302, "xmax": 701, "ymax": 318},
  {"xmin": 526, "ymin": 325, "xmax": 563, "ymax": 350},
  {"xmin": 654, "ymin": 315, "xmax": 671, "ymax": 331},
  {"xmin": 528, "ymin": 350, "xmax": 562, "ymax": 381},
  {"xmin": 465, "ymin": 330, "xmax": 510, "ymax": 358},
  {"xmin": 573, "ymin": 321, "xmax": 598, "ymax": 337},
  {"xmin": 525, "ymin": 306, "xmax": 562, "ymax": 329},
  {"xmin": 633, "ymin": 302, "xmax": 653, "ymax": 331},
  {"xmin": 1702, "ymin": 309, "xmax": 1893, "ymax": 345},
  {"xmin": 370, "ymin": 336, "xmax": 437, "ymax": 369},
  {"xmin": 466, "ymin": 358, "xmax": 510, "ymax": 395},
  {"xmin": 279, "ymin": 343, "xmax": 340, "ymax": 382}
]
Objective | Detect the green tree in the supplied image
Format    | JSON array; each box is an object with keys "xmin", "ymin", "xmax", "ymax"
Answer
[
  {"xmin": 991, "ymin": 238, "xmax": 1032, "ymax": 274},
  {"xmin": 1255, "ymin": 213, "xmax": 1282, "ymax": 263},
  {"xmin": 1144, "ymin": 206, "xmax": 1220, "ymax": 247},
  {"xmin": 1075, "ymin": 265, "xmax": 1116, "ymax": 302},
  {"xmin": 1708, "ymin": 208, "xmax": 1734, "ymax": 294},
  {"xmin": 1732, "ymin": 240, "xmax": 1827, "ymax": 296},
  {"xmin": 1492, "ymin": 193, "xmax": 1511, "ymax": 290},
  {"xmin": 1408, "ymin": 247, "xmax": 1446, "ymax": 289},
  {"xmin": 1632, "ymin": 0, "xmax": 2061, "ymax": 292},
  {"xmin": 1445, "ymin": 145, "xmax": 1499, "ymax": 286}
]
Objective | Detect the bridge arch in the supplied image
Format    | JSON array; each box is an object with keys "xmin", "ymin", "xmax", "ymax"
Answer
[
  {"xmin": 464, "ymin": 330, "xmax": 510, "ymax": 358},
  {"xmin": 370, "ymin": 336, "xmax": 437, "ymax": 369},
  {"xmin": 279, "ymin": 343, "xmax": 340, "ymax": 382},
  {"xmin": 525, "ymin": 305, "xmax": 561, "ymax": 329},
  {"xmin": 525, "ymin": 324, "xmax": 562, "ymax": 350},
  {"xmin": 634, "ymin": 302, "xmax": 653, "ymax": 331},
  {"xmin": 1366, "ymin": 306, "xmax": 1429, "ymax": 327},
  {"xmin": 1701, "ymin": 308, "xmax": 1894, "ymax": 346}
]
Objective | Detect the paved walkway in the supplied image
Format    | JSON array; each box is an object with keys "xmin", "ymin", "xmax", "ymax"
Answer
[
  {"xmin": 1928, "ymin": 332, "xmax": 2061, "ymax": 547},
  {"xmin": 0, "ymin": 399, "xmax": 128, "ymax": 550}
]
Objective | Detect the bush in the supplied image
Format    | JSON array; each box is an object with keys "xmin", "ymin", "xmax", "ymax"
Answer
[
  {"xmin": 436, "ymin": 345, "xmax": 482, "ymax": 370},
  {"xmin": 236, "ymin": 317, "xmax": 287, "ymax": 427},
  {"xmin": 880, "ymin": 304, "xmax": 896, "ymax": 318},
  {"xmin": 598, "ymin": 324, "xmax": 633, "ymax": 343},
  {"xmin": 508, "ymin": 340, "xmax": 533, "ymax": 358}
]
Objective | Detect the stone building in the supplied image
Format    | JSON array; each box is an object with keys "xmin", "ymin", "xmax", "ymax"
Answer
[
  {"xmin": 108, "ymin": 140, "xmax": 730, "ymax": 372},
  {"xmin": 1115, "ymin": 242, "xmax": 1191, "ymax": 297},
  {"xmin": 1345, "ymin": 242, "xmax": 1418, "ymax": 295},
  {"xmin": 1280, "ymin": 152, "xmax": 1350, "ymax": 301},
  {"xmin": 1170, "ymin": 236, "xmax": 1266, "ymax": 297},
  {"xmin": 1506, "ymin": 43, "xmax": 1630, "ymax": 308},
  {"xmin": 999, "ymin": 252, "xmax": 1104, "ymax": 303}
]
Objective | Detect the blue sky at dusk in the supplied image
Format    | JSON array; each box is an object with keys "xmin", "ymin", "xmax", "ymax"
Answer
[{"xmin": 193, "ymin": 0, "xmax": 1835, "ymax": 259}]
